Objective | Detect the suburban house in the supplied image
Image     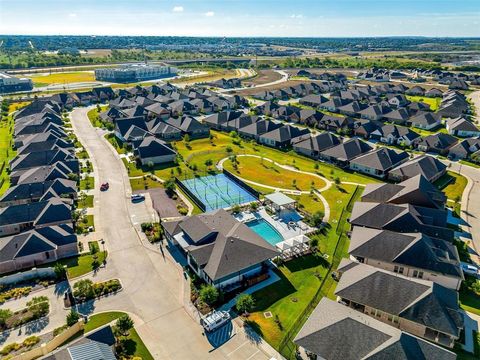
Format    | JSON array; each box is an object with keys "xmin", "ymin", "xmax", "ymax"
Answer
[
  {"xmin": 237, "ymin": 120, "xmax": 282, "ymax": 141},
  {"xmin": 349, "ymin": 148, "xmax": 409, "ymax": 178},
  {"xmin": 293, "ymin": 132, "xmax": 340, "ymax": 159},
  {"xmin": 0, "ymin": 178, "xmax": 77, "ymax": 207},
  {"xmin": 417, "ymin": 133, "xmax": 458, "ymax": 155},
  {"xmin": 10, "ymin": 163, "xmax": 75, "ymax": 186},
  {"xmin": 165, "ymin": 116, "xmax": 210, "ymax": 139},
  {"xmin": 319, "ymin": 138, "xmax": 373, "ymax": 167},
  {"xmin": 0, "ymin": 198, "xmax": 72, "ymax": 237},
  {"xmin": 449, "ymin": 138, "xmax": 480, "ymax": 160},
  {"xmin": 445, "ymin": 117, "xmax": 480, "ymax": 137},
  {"xmin": 162, "ymin": 209, "xmax": 279, "ymax": 290},
  {"xmin": 258, "ymin": 125, "xmax": 310, "ymax": 149},
  {"xmin": 348, "ymin": 227, "xmax": 463, "ymax": 290},
  {"xmin": 370, "ymin": 124, "xmax": 420, "ymax": 146},
  {"xmin": 135, "ymin": 136, "xmax": 177, "ymax": 165},
  {"xmin": 388, "ymin": 155, "xmax": 447, "ymax": 183},
  {"xmin": 294, "ymin": 298, "xmax": 455, "ymax": 360},
  {"xmin": 203, "ymin": 111, "xmax": 243, "ymax": 130},
  {"xmin": 147, "ymin": 120, "xmax": 182, "ymax": 141},
  {"xmin": 361, "ymin": 174, "xmax": 447, "ymax": 209},
  {"xmin": 409, "ymin": 112, "xmax": 441, "ymax": 130},
  {"xmin": 383, "ymin": 108, "xmax": 410, "ymax": 125},
  {"xmin": 349, "ymin": 202, "xmax": 453, "ymax": 241},
  {"xmin": 405, "ymin": 85, "xmax": 425, "ymax": 96},
  {"xmin": 0, "ymin": 224, "xmax": 78, "ymax": 275},
  {"xmin": 425, "ymin": 88, "xmax": 444, "ymax": 98},
  {"xmin": 335, "ymin": 261, "xmax": 463, "ymax": 348},
  {"xmin": 9, "ymin": 148, "xmax": 78, "ymax": 172}
]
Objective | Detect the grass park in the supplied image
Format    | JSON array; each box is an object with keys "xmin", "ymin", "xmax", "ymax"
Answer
[{"xmin": 26, "ymin": 71, "xmax": 95, "ymax": 86}]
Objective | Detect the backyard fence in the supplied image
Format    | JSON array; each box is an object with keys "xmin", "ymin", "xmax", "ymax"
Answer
[
  {"xmin": 277, "ymin": 186, "xmax": 361, "ymax": 359},
  {"xmin": 174, "ymin": 177, "xmax": 207, "ymax": 212}
]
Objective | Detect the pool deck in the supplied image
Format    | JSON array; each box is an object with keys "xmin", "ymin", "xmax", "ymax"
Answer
[{"xmin": 240, "ymin": 208, "xmax": 314, "ymax": 241}]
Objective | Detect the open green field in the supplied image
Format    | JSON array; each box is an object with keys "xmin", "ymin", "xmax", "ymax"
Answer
[
  {"xmin": 26, "ymin": 71, "xmax": 95, "ymax": 85},
  {"xmin": 0, "ymin": 117, "xmax": 15, "ymax": 196},
  {"xmin": 110, "ymin": 130, "xmax": 379, "ymax": 186},
  {"xmin": 130, "ymin": 176, "xmax": 163, "ymax": 191},
  {"xmin": 223, "ymin": 156, "xmax": 326, "ymax": 191},
  {"xmin": 406, "ymin": 95, "xmax": 442, "ymax": 111}
]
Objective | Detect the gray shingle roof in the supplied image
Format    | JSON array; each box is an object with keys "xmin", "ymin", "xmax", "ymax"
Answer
[
  {"xmin": 174, "ymin": 209, "xmax": 279, "ymax": 281},
  {"xmin": 349, "ymin": 227, "xmax": 463, "ymax": 279},
  {"xmin": 335, "ymin": 262, "xmax": 463, "ymax": 336},
  {"xmin": 350, "ymin": 148, "xmax": 409, "ymax": 172},
  {"xmin": 294, "ymin": 298, "xmax": 456, "ymax": 360},
  {"xmin": 389, "ymin": 155, "xmax": 447, "ymax": 183}
]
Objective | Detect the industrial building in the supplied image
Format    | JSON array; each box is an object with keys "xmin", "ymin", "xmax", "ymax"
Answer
[
  {"xmin": 94, "ymin": 63, "xmax": 177, "ymax": 83},
  {"xmin": 0, "ymin": 72, "xmax": 33, "ymax": 93}
]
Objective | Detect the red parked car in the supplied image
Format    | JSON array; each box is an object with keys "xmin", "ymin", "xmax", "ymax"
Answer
[{"xmin": 100, "ymin": 182, "xmax": 109, "ymax": 191}]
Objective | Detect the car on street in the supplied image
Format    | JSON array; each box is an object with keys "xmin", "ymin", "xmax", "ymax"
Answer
[
  {"xmin": 131, "ymin": 193, "xmax": 145, "ymax": 202},
  {"xmin": 201, "ymin": 310, "xmax": 231, "ymax": 332},
  {"xmin": 100, "ymin": 182, "xmax": 109, "ymax": 191}
]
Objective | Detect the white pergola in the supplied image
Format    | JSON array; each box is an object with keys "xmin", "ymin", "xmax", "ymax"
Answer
[
  {"xmin": 264, "ymin": 192, "xmax": 297, "ymax": 212},
  {"xmin": 275, "ymin": 234, "xmax": 310, "ymax": 258}
]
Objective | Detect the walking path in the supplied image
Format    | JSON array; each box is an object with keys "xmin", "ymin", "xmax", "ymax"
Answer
[{"xmin": 217, "ymin": 154, "xmax": 333, "ymax": 222}]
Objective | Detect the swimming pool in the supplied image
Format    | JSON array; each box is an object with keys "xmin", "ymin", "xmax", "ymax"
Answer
[{"xmin": 247, "ymin": 218, "xmax": 284, "ymax": 246}]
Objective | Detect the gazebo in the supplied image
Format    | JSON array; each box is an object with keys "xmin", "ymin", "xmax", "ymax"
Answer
[{"xmin": 264, "ymin": 192, "xmax": 297, "ymax": 212}]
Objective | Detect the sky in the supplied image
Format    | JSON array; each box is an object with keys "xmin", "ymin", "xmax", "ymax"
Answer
[{"xmin": 0, "ymin": 0, "xmax": 479, "ymax": 37}]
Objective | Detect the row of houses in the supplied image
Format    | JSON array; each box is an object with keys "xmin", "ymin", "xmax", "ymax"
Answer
[
  {"xmin": 0, "ymin": 99, "xmax": 79, "ymax": 275},
  {"xmin": 252, "ymin": 81, "xmax": 347, "ymax": 101},
  {"xmin": 294, "ymin": 175, "xmax": 463, "ymax": 359}
]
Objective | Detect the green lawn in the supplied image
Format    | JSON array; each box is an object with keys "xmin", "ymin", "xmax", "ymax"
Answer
[
  {"xmin": 406, "ymin": 95, "xmax": 442, "ymax": 111},
  {"xmin": 0, "ymin": 116, "xmax": 15, "ymax": 196},
  {"xmin": 223, "ymin": 156, "xmax": 326, "ymax": 191},
  {"xmin": 292, "ymin": 193, "xmax": 324, "ymax": 216},
  {"xmin": 77, "ymin": 149, "xmax": 90, "ymax": 159},
  {"xmin": 460, "ymin": 277, "xmax": 480, "ymax": 316},
  {"xmin": 106, "ymin": 134, "xmax": 126, "ymax": 154},
  {"xmin": 87, "ymin": 106, "xmax": 109, "ymax": 128},
  {"xmin": 148, "ymin": 131, "xmax": 379, "ymax": 186},
  {"xmin": 77, "ymin": 195, "xmax": 94, "ymax": 208},
  {"xmin": 130, "ymin": 177, "xmax": 162, "ymax": 191},
  {"xmin": 435, "ymin": 171, "xmax": 468, "ymax": 201},
  {"xmin": 47, "ymin": 251, "xmax": 107, "ymax": 278},
  {"xmin": 84, "ymin": 312, "xmax": 125, "ymax": 333},
  {"xmin": 80, "ymin": 176, "xmax": 95, "ymax": 190}
]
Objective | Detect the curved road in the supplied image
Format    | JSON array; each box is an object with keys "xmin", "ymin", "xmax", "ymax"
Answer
[{"xmin": 70, "ymin": 108, "xmax": 273, "ymax": 360}]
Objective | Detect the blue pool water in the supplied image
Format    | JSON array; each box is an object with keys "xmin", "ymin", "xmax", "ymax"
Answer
[{"xmin": 247, "ymin": 219, "xmax": 284, "ymax": 245}]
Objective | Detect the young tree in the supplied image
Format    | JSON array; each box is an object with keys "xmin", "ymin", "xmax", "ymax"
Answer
[
  {"xmin": 115, "ymin": 314, "xmax": 134, "ymax": 336},
  {"xmin": 199, "ymin": 285, "xmax": 219, "ymax": 306},
  {"xmin": 66, "ymin": 310, "xmax": 80, "ymax": 326},
  {"xmin": 53, "ymin": 262, "xmax": 67, "ymax": 279},
  {"xmin": 309, "ymin": 211, "xmax": 324, "ymax": 228},
  {"xmin": 236, "ymin": 294, "xmax": 255, "ymax": 315},
  {"xmin": 73, "ymin": 279, "xmax": 95, "ymax": 301},
  {"xmin": 0, "ymin": 309, "xmax": 12, "ymax": 327}
]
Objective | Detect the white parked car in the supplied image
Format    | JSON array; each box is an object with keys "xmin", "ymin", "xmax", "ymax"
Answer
[
  {"xmin": 201, "ymin": 310, "xmax": 231, "ymax": 332},
  {"xmin": 461, "ymin": 262, "xmax": 479, "ymax": 278}
]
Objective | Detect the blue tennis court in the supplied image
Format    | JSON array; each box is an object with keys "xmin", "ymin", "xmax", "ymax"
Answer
[{"xmin": 181, "ymin": 173, "xmax": 257, "ymax": 211}]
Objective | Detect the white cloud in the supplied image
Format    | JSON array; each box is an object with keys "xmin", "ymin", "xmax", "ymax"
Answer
[
  {"xmin": 68, "ymin": 13, "xmax": 77, "ymax": 18},
  {"xmin": 205, "ymin": 11, "xmax": 215, "ymax": 17},
  {"xmin": 172, "ymin": 6, "xmax": 183, "ymax": 13},
  {"xmin": 290, "ymin": 14, "xmax": 303, "ymax": 19}
]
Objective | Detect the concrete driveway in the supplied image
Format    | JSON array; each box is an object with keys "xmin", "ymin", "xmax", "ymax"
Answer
[{"xmin": 69, "ymin": 107, "xmax": 274, "ymax": 359}]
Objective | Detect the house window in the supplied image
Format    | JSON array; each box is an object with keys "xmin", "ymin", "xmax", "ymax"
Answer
[
  {"xmin": 45, "ymin": 252, "xmax": 50, "ymax": 259},
  {"xmin": 394, "ymin": 266, "xmax": 404, "ymax": 274},
  {"xmin": 413, "ymin": 270, "xmax": 424, "ymax": 279}
]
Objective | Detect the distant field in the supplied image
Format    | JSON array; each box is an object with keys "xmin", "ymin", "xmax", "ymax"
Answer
[
  {"xmin": 243, "ymin": 69, "xmax": 282, "ymax": 86},
  {"xmin": 26, "ymin": 71, "xmax": 95, "ymax": 85}
]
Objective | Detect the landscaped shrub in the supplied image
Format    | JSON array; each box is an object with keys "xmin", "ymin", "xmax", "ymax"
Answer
[
  {"xmin": 0, "ymin": 342, "xmax": 21, "ymax": 356},
  {"xmin": 22, "ymin": 336, "xmax": 40, "ymax": 348},
  {"xmin": 0, "ymin": 286, "xmax": 32, "ymax": 304},
  {"xmin": 73, "ymin": 279, "xmax": 121, "ymax": 301}
]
